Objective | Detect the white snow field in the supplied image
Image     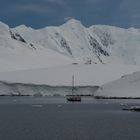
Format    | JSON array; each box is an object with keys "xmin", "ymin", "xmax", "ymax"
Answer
[{"xmin": 0, "ymin": 64, "xmax": 140, "ymax": 86}]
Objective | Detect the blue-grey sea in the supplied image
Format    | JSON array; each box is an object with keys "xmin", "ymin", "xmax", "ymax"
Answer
[{"xmin": 0, "ymin": 96, "xmax": 140, "ymax": 140}]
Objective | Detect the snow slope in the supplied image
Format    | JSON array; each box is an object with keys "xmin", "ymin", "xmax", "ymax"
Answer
[
  {"xmin": 0, "ymin": 47, "xmax": 75, "ymax": 72},
  {"xmin": 95, "ymin": 71, "xmax": 140, "ymax": 98},
  {"xmin": 0, "ymin": 21, "xmax": 74, "ymax": 72},
  {"xmin": 0, "ymin": 64, "xmax": 140, "ymax": 86}
]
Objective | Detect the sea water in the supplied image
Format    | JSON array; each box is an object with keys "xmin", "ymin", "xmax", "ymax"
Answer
[{"xmin": 0, "ymin": 97, "xmax": 139, "ymax": 140}]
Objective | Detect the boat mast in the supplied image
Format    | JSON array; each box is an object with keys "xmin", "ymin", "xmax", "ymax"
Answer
[{"xmin": 72, "ymin": 75, "xmax": 74, "ymax": 95}]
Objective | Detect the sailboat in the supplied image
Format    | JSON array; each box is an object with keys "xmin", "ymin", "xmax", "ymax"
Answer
[{"xmin": 66, "ymin": 75, "xmax": 81, "ymax": 102}]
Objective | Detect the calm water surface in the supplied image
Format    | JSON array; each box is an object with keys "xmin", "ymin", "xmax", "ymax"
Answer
[{"xmin": 0, "ymin": 96, "xmax": 140, "ymax": 140}]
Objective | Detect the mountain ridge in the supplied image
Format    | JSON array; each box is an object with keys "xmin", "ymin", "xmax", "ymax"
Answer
[{"xmin": 0, "ymin": 19, "xmax": 140, "ymax": 73}]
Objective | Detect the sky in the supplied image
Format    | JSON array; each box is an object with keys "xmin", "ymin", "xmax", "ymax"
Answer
[{"xmin": 0, "ymin": 0, "xmax": 140, "ymax": 28}]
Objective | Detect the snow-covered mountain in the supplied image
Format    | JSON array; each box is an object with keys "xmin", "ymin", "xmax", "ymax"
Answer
[
  {"xmin": 1, "ymin": 19, "xmax": 140, "ymax": 73},
  {"xmin": 1, "ymin": 19, "xmax": 140, "ymax": 96}
]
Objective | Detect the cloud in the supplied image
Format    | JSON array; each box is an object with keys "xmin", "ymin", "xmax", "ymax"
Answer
[
  {"xmin": 15, "ymin": 4, "xmax": 49, "ymax": 14},
  {"xmin": 0, "ymin": 0, "xmax": 140, "ymax": 28},
  {"xmin": 118, "ymin": 0, "xmax": 140, "ymax": 17},
  {"xmin": 0, "ymin": 0, "xmax": 66, "ymax": 14},
  {"xmin": 42, "ymin": 0, "xmax": 66, "ymax": 6}
]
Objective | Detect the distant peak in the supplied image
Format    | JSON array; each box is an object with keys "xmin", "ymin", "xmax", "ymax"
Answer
[
  {"xmin": 127, "ymin": 27, "xmax": 138, "ymax": 32},
  {"xmin": 66, "ymin": 18, "xmax": 81, "ymax": 23},
  {"xmin": 14, "ymin": 24, "xmax": 33, "ymax": 30},
  {"xmin": 63, "ymin": 18, "xmax": 84, "ymax": 27},
  {"xmin": 0, "ymin": 21, "xmax": 9, "ymax": 28},
  {"xmin": 0, "ymin": 21, "xmax": 10, "ymax": 35},
  {"xmin": 17, "ymin": 24, "xmax": 28, "ymax": 28}
]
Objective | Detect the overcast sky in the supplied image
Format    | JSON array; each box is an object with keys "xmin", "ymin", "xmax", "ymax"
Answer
[{"xmin": 0, "ymin": 0, "xmax": 140, "ymax": 28}]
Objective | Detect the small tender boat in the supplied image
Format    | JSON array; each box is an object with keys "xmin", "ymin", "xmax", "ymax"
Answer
[
  {"xmin": 122, "ymin": 106, "xmax": 140, "ymax": 112},
  {"xmin": 66, "ymin": 75, "xmax": 81, "ymax": 102}
]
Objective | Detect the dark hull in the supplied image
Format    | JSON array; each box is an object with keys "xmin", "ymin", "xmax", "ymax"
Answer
[{"xmin": 66, "ymin": 96, "xmax": 81, "ymax": 102}]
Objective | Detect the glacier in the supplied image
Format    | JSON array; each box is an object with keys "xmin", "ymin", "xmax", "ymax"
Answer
[{"xmin": 0, "ymin": 81, "xmax": 99, "ymax": 96}]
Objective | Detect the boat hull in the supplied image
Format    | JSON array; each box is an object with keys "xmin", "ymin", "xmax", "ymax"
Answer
[
  {"xmin": 66, "ymin": 96, "xmax": 81, "ymax": 102},
  {"xmin": 122, "ymin": 106, "xmax": 140, "ymax": 112}
]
